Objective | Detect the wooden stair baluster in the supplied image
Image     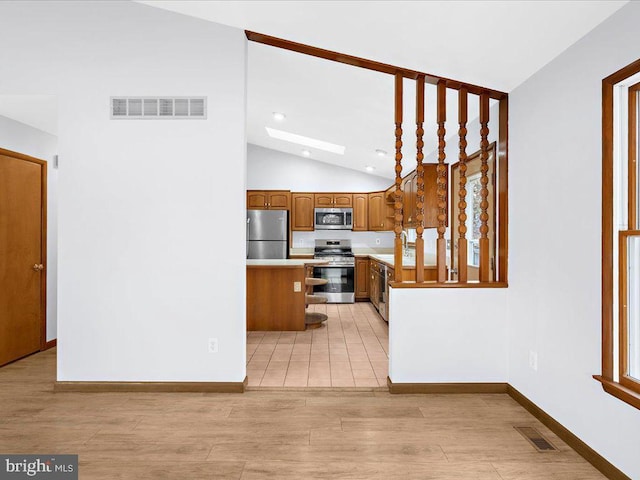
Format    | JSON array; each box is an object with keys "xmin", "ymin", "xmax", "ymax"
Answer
[
  {"xmin": 394, "ymin": 73, "xmax": 404, "ymax": 283},
  {"xmin": 436, "ymin": 80, "xmax": 447, "ymax": 283},
  {"xmin": 457, "ymin": 88, "xmax": 468, "ymax": 283},
  {"xmin": 479, "ymin": 92, "xmax": 491, "ymax": 282},
  {"xmin": 415, "ymin": 75, "xmax": 426, "ymax": 282}
]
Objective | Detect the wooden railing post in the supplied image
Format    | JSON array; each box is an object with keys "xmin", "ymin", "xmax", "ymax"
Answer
[
  {"xmin": 436, "ymin": 80, "xmax": 448, "ymax": 282},
  {"xmin": 457, "ymin": 88, "xmax": 468, "ymax": 283},
  {"xmin": 415, "ymin": 75, "xmax": 425, "ymax": 282},
  {"xmin": 479, "ymin": 92, "xmax": 491, "ymax": 282},
  {"xmin": 394, "ymin": 73, "xmax": 404, "ymax": 283}
]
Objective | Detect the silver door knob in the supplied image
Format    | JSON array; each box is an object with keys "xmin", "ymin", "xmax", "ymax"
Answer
[{"xmin": 32, "ymin": 264, "xmax": 44, "ymax": 272}]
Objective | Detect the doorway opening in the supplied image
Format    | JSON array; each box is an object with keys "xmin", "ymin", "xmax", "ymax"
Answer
[{"xmin": 0, "ymin": 95, "xmax": 58, "ymax": 366}]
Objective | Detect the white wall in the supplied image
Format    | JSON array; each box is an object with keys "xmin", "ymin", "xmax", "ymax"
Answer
[
  {"xmin": 248, "ymin": 143, "xmax": 392, "ymax": 191},
  {"xmin": 0, "ymin": 1, "xmax": 247, "ymax": 382},
  {"xmin": 389, "ymin": 288, "xmax": 508, "ymax": 383},
  {"xmin": 508, "ymin": 2, "xmax": 640, "ymax": 477},
  {"xmin": 0, "ymin": 114, "xmax": 58, "ymax": 341}
]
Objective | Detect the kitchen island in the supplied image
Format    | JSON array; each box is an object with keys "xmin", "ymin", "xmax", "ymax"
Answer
[{"xmin": 246, "ymin": 259, "xmax": 327, "ymax": 331}]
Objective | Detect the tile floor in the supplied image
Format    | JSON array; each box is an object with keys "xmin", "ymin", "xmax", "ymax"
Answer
[{"xmin": 246, "ymin": 302, "xmax": 388, "ymax": 388}]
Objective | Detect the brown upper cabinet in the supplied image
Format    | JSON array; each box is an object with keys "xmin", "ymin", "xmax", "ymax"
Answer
[
  {"xmin": 402, "ymin": 172, "xmax": 418, "ymax": 228},
  {"xmin": 314, "ymin": 193, "xmax": 353, "ymax": 208},
  {"xmin": 352, "ymin": 193, "xmax": 368, "ymax": 231},
  {"xmin": 368, "ymin": 192, "xmax": 393, "ymax": 231},
  {"xmin": 291, "ymin": 193, "xmax": 315, "ymax": 231},
  {"xmin": 247, "ymin": 190, "xmax": 291, "ymax": 210},
  {"xmin": 401, "ymin": 164, "xmax": 447, "ymax": 229}
]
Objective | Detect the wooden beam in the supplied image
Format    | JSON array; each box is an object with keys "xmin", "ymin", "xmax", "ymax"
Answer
[{"xmin": 244, "ymin": 30, "xmax": 507, "ymax": 100}]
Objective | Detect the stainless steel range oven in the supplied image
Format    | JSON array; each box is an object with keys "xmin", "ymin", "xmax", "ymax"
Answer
[{"xmin": 313, "ymin": 239, "xmax": 355, "ymax": 303}]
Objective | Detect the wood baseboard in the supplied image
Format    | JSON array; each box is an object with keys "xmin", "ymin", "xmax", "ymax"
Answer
[
  {"xmin": 387, "ymin": 380, "xmax": 630, "ymax": 479},
  {"xmin": 54, "ymin": 377, "xmax": 248, "ymax": 393},
  {"xmin": 43, "ymin": 339, "xmax": 57, "ymax": 350},
  {"xmin": 507, "ymin": 385, "xmax": 630, "ymax": 480},
  {"xmin": 387, "ymin": 378, "xmax": 508, "ymax": 394}
]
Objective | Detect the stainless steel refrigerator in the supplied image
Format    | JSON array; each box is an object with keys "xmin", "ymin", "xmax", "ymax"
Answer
[{"xmin": 246, "ymin": 210, "xmax": 288, "ymax": 259}]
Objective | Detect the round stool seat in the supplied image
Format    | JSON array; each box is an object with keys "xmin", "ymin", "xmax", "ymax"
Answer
[
  {"xmin": 305, "ymin": 277, "xmax": 328, "ymax": 286},
  {"xmin": 305, "ymin": 312, "xmax": 328, "ymax": 329},
  {"xmin": 305, "ymin": 294, "xmax": 328, "ymax": 304}
]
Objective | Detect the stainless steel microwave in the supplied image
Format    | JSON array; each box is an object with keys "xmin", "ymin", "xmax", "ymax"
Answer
[{"xmin": 314, "ymin": 208, "xmax": 353, "ymax": 230}]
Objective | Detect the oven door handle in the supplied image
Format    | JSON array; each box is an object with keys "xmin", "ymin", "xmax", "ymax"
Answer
[{"xmin": 314, "ymin": 265, "xmax": 355, "ymax": 269}]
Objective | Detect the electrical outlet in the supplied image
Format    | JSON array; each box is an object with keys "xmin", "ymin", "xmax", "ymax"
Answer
[
  {"xmin": 375, "ymin": 238, "xmax": 381, "ymax": 245},
  {"xmin": 529, "ymin": 350, "xmax": 538, "ymax": 371},
  {"xmin": 208, "ymin": 338, "xmax": 219, "ymax": 353},
  {"xmin": 293, "ymin": 281, "xmax": 301, "ymax": 292}
]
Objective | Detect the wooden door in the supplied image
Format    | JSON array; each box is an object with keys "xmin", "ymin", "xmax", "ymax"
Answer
[
  {"xmin": 247, "ymin": 191, "xmax": 268, "ymax": 209},
  {"xmin": 368, "ymin": 193, "xmax": 384, "ymax": 231},
  {"xmin": 0, "ymin": 148, "xmax": 46, "ymax": 366},
  {"xmin": 268, "ymin": 191, "xmax": 290, "ymax": 210},
  {"xmin": 314, "ymin": 193, "xmax": 333, "ymax": 207},
  {"xmin": 353, "ymin": 193, "xmax": 368, "ymax": 231},
  {"xmin": 291, "ymin": 193, "xmax": 314, "ymax": 231},
  {"xmin": 333, "ymin": 193, "xmax": 353, "ymax": 207},
  {"xmin": 355, "ymin": 257, "xmax": 370, "ymax": 299},
  {"xmin": 450, "ymin": 146, "xmax": 495, "ymax": 281}
]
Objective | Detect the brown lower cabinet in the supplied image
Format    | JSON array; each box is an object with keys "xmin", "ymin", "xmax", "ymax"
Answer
[
  {"xmin": 355, "ymin": 257, "xmax": 370, "ymax": 299},
  {"xmin": 246, "ymin": 265, "xmax": 306, "ymax": 331}
]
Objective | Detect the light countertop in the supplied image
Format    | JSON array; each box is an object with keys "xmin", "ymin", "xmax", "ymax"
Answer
[
  {"xmin": 368, "ymin": 253, "xmax": 438, "ymax": 269},
  {"xmin": 247, "ymin": 259, "xmax": 328, "ymax": 268}
]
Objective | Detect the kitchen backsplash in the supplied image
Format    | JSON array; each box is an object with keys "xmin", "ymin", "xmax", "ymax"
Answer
[
  {"xmin": 292, "ymin": 230, "xmax": 394, "ymax": 249},
  {"xmin": 292, "ymin": 228, "xmax": 442, "ymax": 255}
]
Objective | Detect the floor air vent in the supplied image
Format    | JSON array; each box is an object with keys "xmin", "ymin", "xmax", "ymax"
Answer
[
  {"xmin": 514, "ymin": 426, "xmax": 558, "ymax": 452},
  {"xmin": 110, "ymin": 97, "xmax": 207, "ymax": 119}
]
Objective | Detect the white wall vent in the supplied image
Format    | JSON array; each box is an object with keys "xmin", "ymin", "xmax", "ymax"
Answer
[{"xmin": 110, "ymin": 97, "xmax": 207, "ymax": 119}]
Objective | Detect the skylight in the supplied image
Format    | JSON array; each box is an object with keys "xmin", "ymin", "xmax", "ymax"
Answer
[{"xmin": 265, "ymin": 127, "xmax": 345, "ymax": 155}]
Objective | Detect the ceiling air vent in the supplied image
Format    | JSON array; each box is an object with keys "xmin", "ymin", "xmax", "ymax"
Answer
[{"xmin": 110, "ymin": 97, "xmax": 207, "ymax": 119}]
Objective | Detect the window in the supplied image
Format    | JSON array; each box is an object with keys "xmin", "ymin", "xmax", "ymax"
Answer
[
  {"xmin": 597, "ymin": 57, "xmax": 640, "ymax": 410},
  {"xmin": 466, "ymin": 173, "xmax": 482, "ymax": 267}
]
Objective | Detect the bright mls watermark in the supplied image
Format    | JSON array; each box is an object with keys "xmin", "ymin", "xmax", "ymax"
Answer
[{"xmin": 0, "ymin": 455, "xmax": 77, "ymax": 479}]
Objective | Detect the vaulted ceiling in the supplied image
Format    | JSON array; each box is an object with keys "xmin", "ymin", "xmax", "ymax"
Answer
[
  {"xmin": 0, "ymin": 2, "xmax": 628, "ymax": 178},
  {"xmin": 139, "ymin": 0, "xmax": 626, "ymax": 178}
]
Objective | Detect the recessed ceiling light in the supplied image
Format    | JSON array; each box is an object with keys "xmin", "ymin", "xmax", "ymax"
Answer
[
  {"xmin": 365, "ymin": 165, "xmax": 376, "ymax": 172},
  {"xmin": 301, "ymin": 149, "xmax": 311, "ymax": 157},
  {"xmin": 272, "ymin": 112, "xmax": 286, "ymax": 121},
  {"xmin": 265, "ymin": 127, "xmax": 346, "ymax": 155},
  {"xmin": 375, "ymin": 149, "xmax": 387, "ymax": 157}
]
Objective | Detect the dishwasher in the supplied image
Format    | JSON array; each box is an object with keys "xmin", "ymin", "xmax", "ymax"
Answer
[{"xmin": 370, "ymin": 261, "xmax": 387, "ymax": 321}]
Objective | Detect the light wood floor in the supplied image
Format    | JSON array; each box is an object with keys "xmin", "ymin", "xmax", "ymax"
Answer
[
  {"xmin": 247, "ymin": 302, "xmax": 388, "ymax": 388},
  {"xmin": 0, "ymin": 348, "xmax": 606, "ymax": 479}
]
